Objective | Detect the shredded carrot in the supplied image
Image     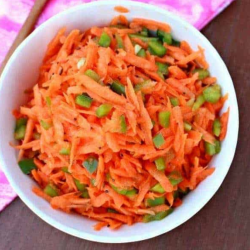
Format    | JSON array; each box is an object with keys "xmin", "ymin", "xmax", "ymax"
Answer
[
  {"xmin": 114, "ymin": 6, "xmax": 129, "ymax": 13},
  {"xmin": 13, "ymin": 16, "xmax": 229, "ymax": 231}
]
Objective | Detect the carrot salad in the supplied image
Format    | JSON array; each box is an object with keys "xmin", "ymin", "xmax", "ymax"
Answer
[{"xmin": 12, "ymin": 16, "xmax": 229, "ymax": 230}]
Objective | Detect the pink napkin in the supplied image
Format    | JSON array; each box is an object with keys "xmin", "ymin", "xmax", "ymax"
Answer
[{"xmin": 0, "ymin": 0, "xmax": 235, "ymax": 211}]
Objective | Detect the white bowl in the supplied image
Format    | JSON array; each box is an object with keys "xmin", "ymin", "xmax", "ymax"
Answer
[{"xmin": 0, "ymin": 0, "xmax": 239, "ymax": 243}]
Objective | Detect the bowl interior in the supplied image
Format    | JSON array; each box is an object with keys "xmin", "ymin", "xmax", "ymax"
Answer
[{"xmin": 0, "ymin": 1, "xmax": 238, "ymax": 243}]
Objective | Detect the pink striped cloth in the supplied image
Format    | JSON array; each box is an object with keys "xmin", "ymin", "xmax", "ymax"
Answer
[{"xmin": 0, "ymin": 0, "xmax": 235, "ymax": 211}]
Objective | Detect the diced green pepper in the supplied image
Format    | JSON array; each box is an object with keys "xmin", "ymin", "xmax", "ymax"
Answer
[
  {"xmin": 150, "ymin": 183, "xmax": 165, "ymax": 193},
  {"xmin": 143, "ymin": 209, "xmax": 173, "ymax": 223},
  {"xmin": 115, "ymin": 33, "xmax": 124, "ymax": 49},
  {"xmin": 168, "ymin": 171, "xmax": 183, "ymax": 186},
  {"xmin": 90, "ymin": 178, "xmax": 96, "ymax": 186},
  {"xmin": 184, "ymin": 121, "xmax": 192, "ymax": 132},
  {"xmin": 107, "ymin": 208, "xmax": 118, "ymax": 213},
  {"xmin": 156, "ymin": 62, "xmax": 169, "ymax": 75},
  {"xmin": 62, "ymin": 167, "xmax": 70, "ymax": 173},
  {"xmin": 110, "ymin": 80, "xmax": 125, "ymax": 96},
  {"xmin": 137, "ymin": 48, "xmax": 146, "ymax": 58},
  {"xmin": 44, "ymin": 184, "xmax": 58, "ymax": 197},
  {"xmin": 134, "ymin": 80, "xmax": 151, "ymax": 92},
  {"xmin": 98, "ymin": 32, "xmax": 111, "ymax": 47},
  {"xmin": 148, "ymin": 40, "xmax": 167, "ymax": 57},
  {"xmin": 96, "ymin": 104, "xmax": 113, "ymax": 118},
  {"xmin": 81, "ymin": 189, "xmax": 90, "ymax": 198},
  {"xmin": 146, "ymin": 197, "xmax": 165, "ymax": 207},
  {"xmin": 192, "ymin": 94, "xmax": 205, "ymax": 111},
  {"xmin": 205, "ymin": 141, "xmax": 217, "ymax": 156},
  {"xmin": 172, "ymin": 39, "xmax": 180, "ymax": 47},
  {"xmin": 153, "ymin": 133, "xmax": 165, "ymax": 148},
  {"xmin": 40, "ymin": 120, "xmax": 52, "ymax": 130},
  {"xmin": 74, "ymin": 179, "xmax": 86, "ymax": 191},
  {"xmin": 75, "ymin": 94, "xmax": 93, "ymax": 108},
  {"xmin": 129, "ymin": 34, "xmax": 159, "ymax": 43},
  {"xmin": 83, "ymin": 157, "xmax": 98, "ymax": 174},
  {"xmin": 14, "ymin": 118, "xmax": 27, "ymax": 140},
  {"xmin": 18, "ymin": 159, "xmax": 37, "ymax": 174},
  {"xmin": 170, "ymin": 97, "xmax": 179, "ymax": 107},
  {"xmin": 45, "ymin": 96, "xmax": 51, "ymax": 107},
  {"xmin": 111, "ymin": 185, "xmax": 137, "ymax": 197},
  {"xmin": 14, "ymin": 125, "xmax": 26, "ymax": 140},
  {"xmin": 158, "ymin": 111, "xmax": 171, "ymax": 128},
  {"xmin": 203, "ymin": 84, "xmax": 221, "ymax": 104},
  {"xmin": 193, "ymin": 68, "xmax": 210, "ymax": 80},
  {"xmin": 84, "ymin": 69, "xmax": 101, "ymax": 82},
  {"xmin": 157, "ymin": 30, "xmax": 172, "ymax": 45},
  {"xmin": 15, "ymin": 118, "xmax": 27, "ymax": 130},
  {"xmin": 215, "ymin": 140, "xmax": 221, "ymax": 154},
  {"xmin": 213, "ymin": 119, "xmax": 221, "ymax": 137},
  {"xmin": 155, "ymin": 157, "xmax": 166, "ymax": 171},
  {"xmin": 59, "ymin": 147, "xmax": 70, "ymax": 155},
  {"xmin": 134, "ymin": 44, "xmax": 142, "ymax": 54},
  {"xmin": 140, "ymin": 27, "xmax": 149, "ymax": 37},
  {"xmin": 157, "ymin": 71, "xmax": 165, "ymax": 80},
  {"xmin": 173, "ymin": 190, "xmax": 179, "ymax": 199},
  {"xmin": 120, "ymin": 115, "xmax": 127, "ymax": 134}
]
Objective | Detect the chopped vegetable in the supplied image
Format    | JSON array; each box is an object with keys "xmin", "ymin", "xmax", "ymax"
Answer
[
  {"xmin": 18, "ymin": 159, "xmax": 37, "ymax": 174},
  {"xmin": 129, "ymin": 33, "xmax": 159, "ymax": 42},
  {"xmin": 203, "ymin": 84, "xmax": 221, "ymax": 103},
  {"xmin": 75, "ymin": 94, "xmax": 93, "ymax": 108},
  {"xmin": 62, "ymin": 167, "xmax": 70, "ymax": 173},
  {"xmin": 45, "ymin": 97, "xmax": 51, "ymax": 107},
  {"xmin": 193, "ymin": 68, "xmax": 210, "ymax": 80},
  {"xmin": 137, "ymin": 48, "xmax": 146, "ymax": 58},
  {"xmin": 143, "ymin": 209, "xmax": 173, "ymax": 222},
  {"xmin": 153, "ymin": 133, "xmax": 165, "ymax": 148},
  {"xmin": 150, "ymin": 183, "xmax": 165, "ymax": 193},
  {"xmin": 213, "ymin": 119, "xmax": 221, "ymax": 137},
  {"xmin": 81, "ymin": 189, "xmax": 90, "ymax": 198},
  {"xmin": 44, "ymin": 184, "xmax": 58, "ymax": 197},
  {"xmin": 154, "ymin": 157, "xmax": 166, "ymax": 171},
  {"xmin": 98, "ymin": 32, "xmax": 111, "ymax": 47},
  {"xmin": 84, "ymin": 69, "xmax": 101, "ymax": 82},
  {"xmin": 172, "ymin": 39, "xmax": 180, "ymax": 47},
  {"xmin": 40, "ymin": 120, "xmax": 52, "ymax": 130},
  {"xmin": 74, "ymin": 179, "xmax": 86, "ymax": 191},
  {"xmin": 168, "ymin": 171, "xmax": 183, "ymax": 186},
  {"xmin": 157, "ymin": 30, "xmax": 172, "ymax": 45},
  {"xmin": 156, "ymin": 62, "xmax": 169, "ymax": 75},
  {"xmin": 134, "ymin": 44, "xmax": 142, "ymax": 54},
  {"xmin": 120, "ymin": 115, "xmax": 127, "ymax": 133},
  {"xmin": 115, "ymin": 34, "xmax": 124, "ymax": 49},
  {"xmin": 148, "ymin": 40, "xmax": 167, "ymax": 57},
  {"xmin": 112, "ymin": 185, "xmax": 137, "ymax": 197},
  {"xmin": 14, "ymin": 125, "xmax": 26, "ymax": 140},
  {"xmin": 83, "ymin": 157, "xmax": 98, "ymax": 174},
  {"xmin": 170, "ymin": 97, "xmax": 179, "ymax": 107},
  {"xmin": 192, "ymin": 94, "xmax": 205, "ymax": 111},
  {"xmin": 146, "ymin": 196, "xmax": 165, "ymax": 207},
  {"xmin": 96, "ymin": 104, "xmax": 113, "ymax": 118},
  {"xmin": 59, "ymin": 147, "xmax": 70, "ymax": 155},
  {"xmin": 158, "ymin": 111, "xmax": 171, "ymax": 128},
  {"xmin": 110, "ymin": 80, "xmax": 125, "ymax": 96},
  {"xmin": 184, "ymin": 121, "xmax": 192, "ymax": 131}
]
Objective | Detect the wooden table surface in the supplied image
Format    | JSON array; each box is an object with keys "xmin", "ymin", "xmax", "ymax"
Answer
[{"xmin": 1, "ymin": 1, "xmax": 250, "ymax": 249}]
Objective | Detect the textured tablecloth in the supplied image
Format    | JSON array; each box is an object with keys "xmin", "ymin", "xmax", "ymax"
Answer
[{"xmin": 0, "ymin": 0, "xmax": 235, "ymax": 211}]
